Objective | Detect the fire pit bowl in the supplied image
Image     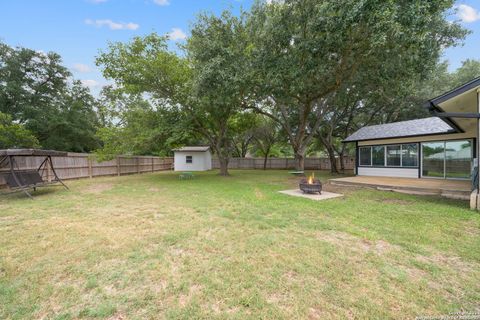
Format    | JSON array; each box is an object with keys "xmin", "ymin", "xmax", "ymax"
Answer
[{"xmin": 299, "ymin": 178, "xmax": 322, "ymax": 194}]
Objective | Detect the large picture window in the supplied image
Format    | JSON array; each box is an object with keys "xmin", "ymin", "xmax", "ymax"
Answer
[
  {"xmin": 372, "ymin": 146, "xmax": 385, "ymax": 166},
  {"xmin": 386, "ymin": 145, "xmax": 401, "ymax": 166},
  {"xmin": 358, "ymin": 143, "xmax": 419, "ymax": 168},
  {"xmin": 359, "ymin": 147, "xmax": 371, "ymax": 166},
  {"xmin": 402, "ymin": 144, "xmax": 418, "ymax": 167}
]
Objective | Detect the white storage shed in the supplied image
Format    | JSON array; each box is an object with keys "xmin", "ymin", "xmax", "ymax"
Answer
[{"xmin": 173, "ymin": 146, "xmax": 212, "ymax": 172}]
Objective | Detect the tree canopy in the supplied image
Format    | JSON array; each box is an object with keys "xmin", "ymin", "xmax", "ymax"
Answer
[
  {"xmin": 0, "ymin": 1, "xmax": 473, "ymax": 175},
  {"xmin": 246, "ymin": 0, "xmax": 467, "ymax": 170},
  {"xmin": 0, "ymin": 42, "xmax": 101, "ymax": 152}
]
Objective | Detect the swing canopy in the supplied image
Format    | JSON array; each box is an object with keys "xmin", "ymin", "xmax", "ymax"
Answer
[{"xmin": 0, "ymin": 149, "xmax": 69, "ymax": 198}]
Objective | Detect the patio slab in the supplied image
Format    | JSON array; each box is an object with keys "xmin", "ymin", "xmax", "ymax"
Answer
[
  {"xmin": 329, "ymin": 175, "xmax": 471, "ymax": 200},
  {"xmin": 279, "ymin": 189, "xmax": 343, "ymax": 201}
]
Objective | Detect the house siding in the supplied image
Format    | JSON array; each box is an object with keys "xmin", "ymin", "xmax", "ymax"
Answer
[{"xmin": 357, "ymin": 167, "xmax": 418, "ymax": 178}]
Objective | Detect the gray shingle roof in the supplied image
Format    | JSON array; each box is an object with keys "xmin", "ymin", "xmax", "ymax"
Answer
[
  {"xmin": 172, "ymin": 146, "xmax": 210, "ymax": 152},
  {"xmin": 343, "ymin": 117, "xmax": 455, "ymax": 142}
]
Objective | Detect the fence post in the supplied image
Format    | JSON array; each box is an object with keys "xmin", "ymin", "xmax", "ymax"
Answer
[
  {"xmin": 136, "ymin": 157, "xmax": 140, "ymax": 174},
  {"xmin": 88, "ymin": 156, "xmax": 93, "ymax": 178},
  {"xmin": 117, "ymin": 157, "xmax": 121, "ymax": 176},
  {"xmin": 152, "ymin": 157, "xmax": 154, "ymax": 172}
]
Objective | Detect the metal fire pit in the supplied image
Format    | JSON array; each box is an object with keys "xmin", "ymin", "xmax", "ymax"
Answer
[{"xmin": 299, "ymin": 179, "xmax": 322, "ymax": 194}]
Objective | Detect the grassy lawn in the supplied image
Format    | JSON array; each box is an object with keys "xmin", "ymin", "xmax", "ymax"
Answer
[{"xmin": 1, "ymin": 170, "xmax": 479, "ymax": 319}]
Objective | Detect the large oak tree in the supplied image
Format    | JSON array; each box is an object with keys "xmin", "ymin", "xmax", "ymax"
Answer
[{"xmin": 247, "ymin": 0, "xmax": 466, "ymax": 170}]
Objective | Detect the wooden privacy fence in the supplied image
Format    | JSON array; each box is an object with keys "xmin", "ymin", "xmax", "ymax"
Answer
[
  {"xmin": 0, "ymin": 153, "xmax": 173, "ymax": 186},
  {"xmin": 212, "ymin": 157, "xmax": 355, "ymax": 170}
]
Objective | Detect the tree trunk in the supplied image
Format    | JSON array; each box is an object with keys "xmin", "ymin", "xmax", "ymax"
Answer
[
  {"xmin": 218, "ymin": 156, "xmax": 229, "ymax": 176},
  {"xmin": 263, "ymin": 147, "xmax": 271, "ymax": 170},
  {"xmin": 294, "ymin": 152, "xmax": 305, "ymax": 171},
  {"xmin": 326, "ymin": 146, "xmax": 339, "ymax": 174},
  {"xmin": 339, "ymin": 152, "xmax": 345, "ymax": 172}
]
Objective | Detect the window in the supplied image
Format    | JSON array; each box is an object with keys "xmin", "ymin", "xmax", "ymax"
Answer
[
  {"xmin": 186, "ymin": 155, "xmax": 193, "ymax": 164},
  {"xmin": 359, "ymin": 147, "xmax": 372, "ymax": 166},
  {"xmin": 358, "ymin": 143, "xmax": 419, "ymax": 168},
  {"xmin": 422, "ymin": 140, "xmax": 472, "ymax": 179},
  {"xmin": 386, "ymin": 145, "xmax": 401, "ymax": 166},
  {"xmin": 445, "ymin": 140, "xmax": 471, "ymax": 179},
  {"xmin": 372, "ymin": 146, "xmax": 385, "ymax": 166},
  {"xmin": 401, "ymin": 144, "xmax": 418, "ymax": 167}
]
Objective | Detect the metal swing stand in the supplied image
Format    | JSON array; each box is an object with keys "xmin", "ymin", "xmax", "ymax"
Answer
[{"xmin": 0, "ymin": 149, "xmax": 69, "ymax": 199}]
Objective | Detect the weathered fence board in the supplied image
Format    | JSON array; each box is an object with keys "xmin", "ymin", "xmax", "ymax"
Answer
[
  {"xmin": 212, "ymin": 157, "xmax": 355, "ymax": 170},
  {"xmin": 0, "ymin": 153, "xmax": 173, "ymax": 186},
  {"xmin": 0, "ymin": 153, "xmax": 353, "ymax": 187}
]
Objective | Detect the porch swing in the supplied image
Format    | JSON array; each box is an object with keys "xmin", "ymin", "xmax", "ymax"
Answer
[{"xmin": 0, "ymin": 149, "xmax": 69, "ymax": 198}]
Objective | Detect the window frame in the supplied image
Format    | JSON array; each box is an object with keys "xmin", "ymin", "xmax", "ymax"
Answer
[
  {"xmin": 421, "ymin": 139, "xmax": 473, "ymax": 180},
  {"xmin": 186, "ymin": 155, "xmax": 193, "ymax": 164},
  {"xmin": 386, "ymin": 145, "xmax": 402, "ymax": 167},
  {"xmin": 359, "ymin": 146, "xmax": 372, "ymax": 166},
  {"xmin": 401, "ymin": 143, "xmax": 419, "ymax": 168},
  {"xmin": 372, "ymin": 145, "xmax": 385, "ymax": 166}
]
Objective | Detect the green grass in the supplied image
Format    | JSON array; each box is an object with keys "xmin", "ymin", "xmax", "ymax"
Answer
[{"xmin": 0, "ymin": 170, "xmax": 479, "ymax": 319}]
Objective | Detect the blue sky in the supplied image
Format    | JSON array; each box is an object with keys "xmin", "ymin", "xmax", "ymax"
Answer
[{"xmin": 1, "ymin": 0, "xmax": 479, "ymax": 95}]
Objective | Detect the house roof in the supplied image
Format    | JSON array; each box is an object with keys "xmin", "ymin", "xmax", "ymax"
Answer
[
  {"xmin": 428, "ymin": 76, "xmax": 480, "ymax": 106},
  {"xmin": 423, "ymin": 76, "xmax": 480, "ymax": 133},
  {"xmin": 343, "ymin": 117, "xmax": 455, "ymax": 142},
  {"xmin": 0, "ymin": 149, "xmax": 68, "ymax": 157},
  {"xmin": 172, "ymin": 146, "xmax": 210, "ymax": 152}
]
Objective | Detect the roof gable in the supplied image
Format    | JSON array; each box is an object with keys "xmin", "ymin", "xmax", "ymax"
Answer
[{"xmin": 429, "ymin": 76, "xmax": 480, "ymax": 106}]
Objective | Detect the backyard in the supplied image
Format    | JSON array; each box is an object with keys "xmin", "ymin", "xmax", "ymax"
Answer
[{"xmin": 1, "ymin": 170, "xmax": 479, "ymax": 319}]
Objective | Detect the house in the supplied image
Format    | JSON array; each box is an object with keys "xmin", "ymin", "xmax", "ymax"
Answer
[
  {"xmin": 343, "ymin": 77, "xmax": 480, "ymax": 204},
  {"xmin": 173, "ymin": 146, "xmax": 212, "ymax": 172}
]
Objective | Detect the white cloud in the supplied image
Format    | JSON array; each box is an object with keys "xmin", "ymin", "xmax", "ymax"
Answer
[
  {"xmin": 85, "ymin": 19, "xmax": 139, "ymax": 30},
  {"xmin": 153, "ymin": 0, "xmax": 170, "ymax": 6},
  {"xmin": 72, "ymin": 63, "xmax": 92, "ymax": 73},
  {"xmin": 457, "ymin": 4, "xmax": 480, "ymax": 23},
  {"xmin": 81, "ymin": 79, "xmax": 100, "ymax": 89},
  {"xmin": 167, "ymin": 28, "xmax": 187, "ymax": 41}
]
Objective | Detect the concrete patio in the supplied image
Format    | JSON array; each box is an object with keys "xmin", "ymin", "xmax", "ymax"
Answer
[{"xmin": 329, "ymin": 176, "xmax": 471, "ymax": 200}]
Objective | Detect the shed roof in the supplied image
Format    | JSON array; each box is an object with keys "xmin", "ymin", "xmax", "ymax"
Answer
[
  {"xmin": 172, "ymin": 146, "xmax": 210, "ymax": 152},
  {"xmin": 343, "ymin": 117, "xmax": 455, "ymax": 142},
  {"xmin": 0, "ymin": 149, "xmax": 68, "ymax": 157}
]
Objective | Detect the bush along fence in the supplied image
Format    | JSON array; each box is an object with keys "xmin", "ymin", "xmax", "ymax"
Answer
[
  {"xmin": 212, "ymin": 157, "xmax": 355, "ymax": 170},
  {"xmin": 0, "ymin": 153, "xmax": 173, "ymax": 187}
]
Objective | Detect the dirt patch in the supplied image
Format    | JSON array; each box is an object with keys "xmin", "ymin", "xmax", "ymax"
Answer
[
  {"xmin": 83, "ymin": 183, "xmax": 113, "ymax": 194},
  {"xmin": 308, "ymin": 307, "xmax": 323, "ymax": 320},
  {"xmin": 316, "ymin": 230, "xmax": 401, "ymax": 255},
  {"xmin": 415, "ymin": 253, "xmax": 475, "ymax": 274}
]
